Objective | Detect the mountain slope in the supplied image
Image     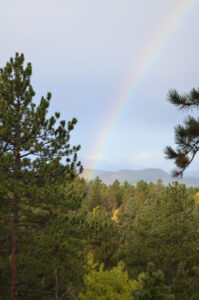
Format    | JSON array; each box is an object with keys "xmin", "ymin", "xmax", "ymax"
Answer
[{"xmin": 80, "ymin": 168, "xmax": 199, "ymax": 186}]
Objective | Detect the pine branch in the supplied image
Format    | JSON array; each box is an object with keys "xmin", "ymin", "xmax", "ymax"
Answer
[{"xmin": 168, "ymin": 88, "xmax": 199, "ymax": 109}]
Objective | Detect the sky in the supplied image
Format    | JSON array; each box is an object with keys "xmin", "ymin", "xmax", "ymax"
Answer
[{"xmin": 1, "ymin": 0, "xmax": 199, "ymax": 174}]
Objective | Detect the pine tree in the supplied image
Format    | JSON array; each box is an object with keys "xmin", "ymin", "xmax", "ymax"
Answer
[
  {"xmin": 126, "ymin": 182, "xmax": 199, "ymax": 283},
  {"xmin": 0, "ymin": 53, "xmax": 82, "ymax": 299},
  {"xmin": 84, "ymin": 177, "xmax": 106, "ymax": 210},
  {"xmin": 164, "ymin": 88, "xmax": 199, "ymax": 177},
  {"xmin": 86, "ymin": 206, "xmax": 121, "ymax": 268},
  {"xmin": 133, "ymin": 263, "xmax": 175, "ymax": 300}
]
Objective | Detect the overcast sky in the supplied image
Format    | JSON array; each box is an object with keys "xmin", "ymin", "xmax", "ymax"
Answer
[{"xmin": 1, "ymin": 0, "xmax": 199, "ymax": 174}]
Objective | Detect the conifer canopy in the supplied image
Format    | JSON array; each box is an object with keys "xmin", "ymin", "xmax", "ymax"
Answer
[{"xmin": 0, "ymin": 53, "xmax": 82, "ymax": 299}]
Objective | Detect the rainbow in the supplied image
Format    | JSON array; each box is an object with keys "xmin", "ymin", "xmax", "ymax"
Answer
[{"xmin": 84, "ymin": 0, "xmax": 198, "ymax": 180}]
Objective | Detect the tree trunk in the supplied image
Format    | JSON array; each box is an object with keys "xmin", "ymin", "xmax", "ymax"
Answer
[
  {"xmin": 12, "ymin": 96, "xmax": 21, "ymax": 299},
  {"xmin": 11, "ymin": 195, "xmax": 18, "ymax": 300}
]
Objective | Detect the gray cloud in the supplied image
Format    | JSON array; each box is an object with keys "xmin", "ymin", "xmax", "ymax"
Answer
[{"xmin": 1, "ymin": 0, "xmax": 199, "ymax": 172}]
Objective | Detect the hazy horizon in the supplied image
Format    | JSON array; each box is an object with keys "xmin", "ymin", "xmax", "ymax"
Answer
[{"xmin": 82, "ymin": 166, "xmax": 199, "ymax": 178}]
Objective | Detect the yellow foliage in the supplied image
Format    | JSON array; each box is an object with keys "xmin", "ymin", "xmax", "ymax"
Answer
[
  {"xmin": 92, "ymin": 205, "xmax": 101, "ymax": 217},
  {"xmin": 193, "ymin": 192, "xmax": 199, "ymax": 204},
  {"xmin": 112, "ymin": 209, "xmax": 119, "ymax": 223}
]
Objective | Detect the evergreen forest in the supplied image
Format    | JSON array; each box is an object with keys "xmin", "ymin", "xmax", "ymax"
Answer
[{"xmin": 1, "ymin": 54, "xmax": 199, "ymax": 300}]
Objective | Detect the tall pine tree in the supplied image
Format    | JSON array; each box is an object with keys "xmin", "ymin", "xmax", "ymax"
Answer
[{"xmin": 0, "ymin": 53, "xmax": 82, "ymax": 300}]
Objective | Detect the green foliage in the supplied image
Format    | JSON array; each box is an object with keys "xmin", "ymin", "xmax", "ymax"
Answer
[
  {"xmin": 165, "ymin": 87, "xmax": 199, "ymax": 177},
  {"xmin": 85, "ymin": 206, "xmax": 121, "ymax": 267},
  {"xmin": 107, "ymin": 179, "xmax": 123, "ymax": 209},
  {"xmin": 126, "ymin": 183, "xmax": 199, "ymax": 281},
  {"xmin": 171, "ymin": 262, "xmax": 193, "ymax": 300},
  {"xmin": 121, "ymin": 180, "xmax": 136, "ymax": 204},
  {"xmin": 133, "ymin": 263, "xmax": 175, "ymax": 300},
  {"xmin": 0, "ymin": 53, "xmax": 83, "ymax": 299},
  {"xmin": 80, "ymin": 255, "xmax": 139, "ymax": 300},
  {"xmin": 84, "ymin": 177, "xmax": 106, "ymax": 210}
]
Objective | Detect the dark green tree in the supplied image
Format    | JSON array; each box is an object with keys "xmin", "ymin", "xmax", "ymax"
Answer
[
  {"xmin": 171, "ymin": 262, "xmax": 193, "ymax": 300},
  {"xmin": 85, "ymin": 206, "xmax": 121, "ymax": 268},
  {"xmin": 84, "ymin": 177, "xmax": 106, "ymax": 210},
  {"xmin": 0, "ymin": 53, "xmax": 82, "ymax": 299},
  {"xmin": 164, "ymin": 88, "xmax": 199, "ymax": 177},
  {"xmin": 133, "ymin": 263, "xmax": 175, "ymax": 300},
  {"xmin": 126, "ymin": 183, "xmax": 199, "ymax": 283}
]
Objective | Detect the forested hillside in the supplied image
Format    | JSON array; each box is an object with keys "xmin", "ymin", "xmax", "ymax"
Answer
[
  {"xmin": 1, "ymin": 54, "xmax": 199, "ymax": 300},
  {"xmin": 2, "ymin": 173, "xmax": 199, "ymax": 299}
]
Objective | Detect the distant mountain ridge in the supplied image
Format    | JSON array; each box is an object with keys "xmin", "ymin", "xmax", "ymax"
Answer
[{"xmin": 80, "ymin": 168, "xmax": 199, "ymax": 186}]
